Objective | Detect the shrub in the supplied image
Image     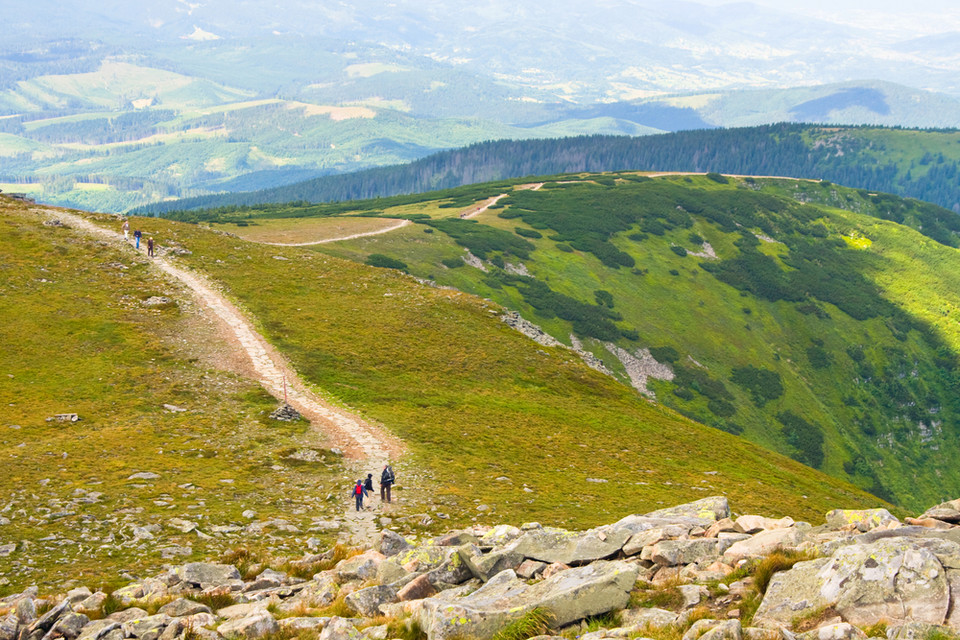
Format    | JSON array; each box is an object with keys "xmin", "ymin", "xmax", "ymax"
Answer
[
  {"xmin": 706, "ymin": 172, "xmax": 729, "ymax": 184},
  {"xmin": 730, "ymin": 365, "xmax": 784, "ymax": 406},
  {"xmin": 807, "ymin": 345, "xmax": 833, "ymax": 369},
  {"xmin": 556, "ymin": 243, "xmax": 574, "ymax": 252},
  {"xmin": 669, "ymin": 269, "xmax": 680, "ymax": 276},
  {"xmin": 366, "ymin": 254, "xmax": 408, "ymax": 271},
  {"xmin": 650, "ymin": 346, "xmax": 680, "ymax": 363},
  {"xmin": 441, "ymin": 257, "xmax": 464, "ymax": 269},
  {"xmin": 621, "ymin": 328, "xmax": 640, "ymax": 341},
  {"xmin": 708, "ymin": 398, "xmax": 736, "ymax": 417},
  {"xmin": 515, "ymin": 228, "xmax": 543, "ymax": 239},
  {"xmin": 670, "ymin": 245, "xmax": 688, "ymax": 257},
  {"xmin": 673, "ymin": 387, "xmax": 694, "ymax": 401},
  {"xmin": 594, "ymin": 290, "xmax": 614, "ymax": 308},
  {"xmin": 778, "ymin": 411, "xmax": 824, "ymax": 468},
  {"xmin": 688, "ymin": 233, "xmax": 705, "ymax": 245},
  {"xmin": 423, "ymin": 227, "xmax": 434, "ymax": 234}
]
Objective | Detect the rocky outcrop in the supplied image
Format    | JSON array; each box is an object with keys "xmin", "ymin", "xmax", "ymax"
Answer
[{"xmin": 13, "ymin": 496, "xmax": 960, "ymax": 640}]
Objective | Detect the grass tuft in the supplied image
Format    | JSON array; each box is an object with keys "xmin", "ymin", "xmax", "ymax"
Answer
[{"xmin": 492, "ymin": 608, "xmax": 553, "ymax": 640}]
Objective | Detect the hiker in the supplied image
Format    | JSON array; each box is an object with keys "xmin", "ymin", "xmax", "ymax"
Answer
[
  {"xmin": 134, "ymin": 229, "xmax": 142, "ymax": 249},
  {"xmin": 380, "ymin": 464, "xmax": 395, "ymax": 503},
  {"xmin": 122, "ymin": 219, "xmax": 129, "ymax": 240},
  {"xmin": 364, "ymin": 473, "xmax": 374, "ymax": 507},
  {"xmin": 147, "ymin": 237, "xmax": 154, "ymax": 257},
  {"xmin": 352, "ymin": 478, "xmax": 365, "ymax": 511}
]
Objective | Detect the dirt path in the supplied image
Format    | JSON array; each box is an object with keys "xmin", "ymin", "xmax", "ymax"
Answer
[
  {"xmin": 260, "ymin": 219, "xmax": 412, "ymax": 246},
  {"xmin": 47, "ymin": 209, "xmax": 402, "ymax": 545},
  {"xmin": 459, "ymin": 193, "xmax": 509, "ymax": 219}
]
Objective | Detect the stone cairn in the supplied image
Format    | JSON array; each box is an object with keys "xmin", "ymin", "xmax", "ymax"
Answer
[
  {"xmin": 269, "ymin": 404, "xmax": 302, "ymax": 422},
  {"xmin": 5, "ymin": 497, "xmax": 960, "ymax": 640}
]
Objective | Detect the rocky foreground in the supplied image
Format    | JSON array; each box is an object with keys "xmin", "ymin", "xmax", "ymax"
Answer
[{"xmin": 5, "ymin": 496, "xmax": 960, "ymax": 640}]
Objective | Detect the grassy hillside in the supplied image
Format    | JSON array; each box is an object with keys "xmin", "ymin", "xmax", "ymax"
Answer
[
  {"xmin": 143, "ymin": 124, "xmax": 960, "ymax": 216},
  {"xmin": 1, "ymin": 193, "xmax": 884, "ymax": 594},
  {"xmin": 0, "ymin": 197, "xmax": 355, "ymax": 593},
  {"xmin": 190, "ymin": 174, "xmax": 960, "ymax": 510}
]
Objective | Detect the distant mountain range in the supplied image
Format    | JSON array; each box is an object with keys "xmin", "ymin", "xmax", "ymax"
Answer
[{"xmin": 2, "ymin": 0, "xmax": 959, "ymax": 212}]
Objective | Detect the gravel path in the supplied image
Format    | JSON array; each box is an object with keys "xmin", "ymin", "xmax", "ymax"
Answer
[
  {"xmin": 47, "ymin": 209, "xmax": 403, "ymax": 545},
  {"xmin": 260, "ymin": 219, "xmax": 412, "ymax": 246}
]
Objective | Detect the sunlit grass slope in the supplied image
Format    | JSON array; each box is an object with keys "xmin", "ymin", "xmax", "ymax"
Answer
[
  {"xmin": 187, "ymin": 174, "xmax": 960, "ymax": 511},
  {"xmin": 0, "ymin": 198, "xmax": 345, "ymax": 594},
  {"xmin": 103, "ymin": 212, "xmax": 886, "ymax": 538}
]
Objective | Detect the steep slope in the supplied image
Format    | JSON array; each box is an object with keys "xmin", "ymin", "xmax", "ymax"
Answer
[{"xmin": 193, "ymin": 175, "xmax": 960, "ymax": 509}]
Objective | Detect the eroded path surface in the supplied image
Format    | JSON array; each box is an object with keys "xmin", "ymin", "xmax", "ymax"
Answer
[
  {"xmin": 47, "ymin": 209, "xmax": 403, "ymax": 545},
  {"xmin": 261, "ymin": 219, "xmax": 412, "ymax": 246}
]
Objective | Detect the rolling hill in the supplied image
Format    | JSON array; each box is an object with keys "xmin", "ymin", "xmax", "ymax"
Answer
[
  {"xmin": 0, "ymin": 192, "xmax": 883, "ymax": 592},
  {"xmin": 143, "ymin": 124, "xmax": 960, "ymax": 216},
  {"xmin": 181, "ymin": 173, "xmax": 960, "ymax": 511}
]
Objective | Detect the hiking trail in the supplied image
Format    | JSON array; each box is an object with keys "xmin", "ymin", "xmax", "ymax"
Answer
[{"xmin": 45, "ymin": 208, "xmax": 401, "ymax": 545}]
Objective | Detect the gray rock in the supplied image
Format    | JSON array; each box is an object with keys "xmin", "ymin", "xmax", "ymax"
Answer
[
  {"xmin": 755, "ymin": 537, "xmax": 951, "ymax": 628},
  {"xmin": 679, "ymin": 584, "xmax": 704, "ymax": 609},
  {"xmin": 127, "ymin": 472, "xmax": 160, "ymax": 481},
  {"xmin": 16, "ymin": 597, "xmax": 37, "ymax": 625},
  {"xmin": 798, "ymin": 623, "xmax": 867, "ymax": 640},
  {"xmin": 337, "ymin": 551, "xmax": 385, "ymax": 582},
  {"xmin": 217, "ymin": 602, "xmax": 273, "ymax": 620},
  {"xmin": 217, "ymin": 612, "xmax": 279, "ymax": 640},
  {"xmin": 64, "ymin": 589, "xmax": 92, "ymax": 605},
  {"xmin": 397, "ymin": 575, "xmax": 437, "ymax": 602},
  {"xmin": 344, "ymin": 585, "xmax": 398, "ymax": 617},
  {"xmin": 644, "ymin": 497, "xmax": 730, "ymax": 523},
  {"xmin": 279, "ymin": 618, "xmax": 328, "ymax": 631},
  {"xmin": 723, "ymin": 527, "xmax": 805, "ymax": 563},
  {"xmin": 619, "ymin": 607, "xmax": 679, "ymax": 630},
  {"xmin": 700, "ymin": 620, "xmax": 743, "ymax": 640},
  {"xmin": 517, "ymin": 560, "xmax": 548, "ymax": 579},
  {"xmin": 0, "ymin": 544, "xmax": 15, "ymax": 557},
  {"xmin": 48, "ymin": 613, "xmax": 89, "ymax": 640},
  {"xmin": 420, "ymin": 560, "xmax": 639, "ymax": 640},
  {"xmin": 426, "ymin": 554, "xmax": 475, "ymax": 586},
  {"xmin": 106, "ymin": 608, "xmax": 148, "ymax": 623},
  {"xmin": 920, "ymin": 499, "xmax": 960, "ymax": 524},
  {"xmin": 459, "ymin": 544, "xmax": 525, "ymax": 582},
  {"xmin": 511, "ymin": 526, "xmax": 631, "ymax": 565},
  {"xmin": 886, "ymin": 622, "xmax": 943, "ymax": 640},
  {"xmin": 1, "ymin": 616, "xmax": 18, "ymax": 640},
  {"xmin": 374, "ymin": 530, "xmax": 411, "ymax": 557},
  {"xmin": 142, "ymin": 297, "xmax": 172, "ymax": 307},
  {"xmin": 684, "ymin": 619, "xmax": 722, "ymax": 640},
  {"xmin": 824, "ymin": 509, "xmax": 899, "ymax": 532},
  {"xmin": 177, "ymin": 562, "xmax": 242, "ymax": 587},
  {"xmin": 100, "ymin": 630, "xmax": 124, "ymax": 640},
  {"xmin": 28, "ymin": 599, "xmax": 70, "ymax": 633},
  {"xmin": 157, "ymin": 599, "xmax": 211, "ymax": 617},
  {"xmin": 649, "ymin": 539, "xmax": 720, "ymax": 566},
  {"xmin": 478, "ymin": 525, "xmax": 523, "ymax": 548},
  {"xmin": 122, "ymin": 614, "xmax": 171, "ymax": 639},
  {"xmin": 75, "ymin": 592, "xmax": 106, "ymax": 612},
  {"xmin": 318, "ymin": 617, "xmax": 360, "ymax": 640}
]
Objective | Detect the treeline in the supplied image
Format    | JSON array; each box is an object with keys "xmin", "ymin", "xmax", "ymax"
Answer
[{"xmin": 138, "ymin": 123, "xmax": 960, "ymax": 215}]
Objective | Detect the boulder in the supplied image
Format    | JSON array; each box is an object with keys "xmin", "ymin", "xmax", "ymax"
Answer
[
  {"xmin": 345, "ymin": 585, "xmax": 398, "ymax": 617},
  {"xmin": 459, "ymin": 544, "xmax": 525, "ymax": 582},
  {"xmin": 28, "ymin": 599, "xmax": 70, "ymax": 634},
  {"xmin": 755, "ymin": 537, "xmax": 951, "ymax": 628},
  {"xmin": 619, "ymin": 607, "xmax": 680, "ymax": 630},
  {"xmin": 478, "ymin": 525, "xmax": 523, "ymax": 548},
  {"xmin": 735, "ymin": 516, "xmax": 795, "ymax": 534},
  {"xmin": 217, "ymin": 602, "xmax": 274, "ymax": 620},
  {"xmin": 517, "ymin": 560, "xmax": 547, "ymax": 579},
  {"xmin": 649, "ymin": 539, "xmax": 720, "ymax": 566},
  {"xmin": 158, "ymin": 599, "xmax": 211, "ymax": 617},
  {"xmin": 374, "ymin": 530, "xmax": 411, "ymax": 558},
  {"xmin": 510, "ymin": 526, "xmax": 631, "ymax": 565},
  {"xmin": 122, "ymin": 614, "xmax": 171, "ymax": 639},
  {"xmin": 425, "ymin": 554, "xmax": 474, "ymax": 586},
  {"xmin": 797, "ymin": 623, "xmax": 867, "ymax": 640},
  {"xmin": 824, "ymin": 509, "xmax": 899, "ymax": 532},
  {"xmin": 886, "ymin": 622, "xmax": 944, "ymax": 640},
  {"xmin": 920, "ymin": 499, "xmax": 960, "ymax": 525},
  {"xmin": 700, "ymin": 620, "xmax": 743, "ymax": 640},
  {"xmin": 419, "ymin": 561, "xmax": 639, "ymax": 640},
  {"xmin": 1, "ymin": 616, "xmax": 18, "ymax": 640},
  {"xmin": 723, "ymin": 527, "xmax": 805, "ymax": 563},
  {"xmin": 176, "ymin": 563, "xmax": 242, "ymax": 588},
  {"xmin": 318, "ymin": 617, "xmax": 360, "ymax": 640},
  {"xmin": 432, "ymin": 531, "xmax": 480, "ymax": 547},
  {"xmin": 106, "ymin": 608, "xmax": 148, "ymax": 623},
  {"xmin": 15, "ymin": 598, "xmax": 36, "ymax": 625},
  {"xmin": 397, "ymin": 575, "xmax": 437, "ymax": 602},
  {"xmin": 49, "ymin": 613, "xmax": 89, "ymax": 640},
  {"xmin": 645, "ymin": 497, "xmax": 730, "ymax": 523},
  {"xmin": 217, "ymin": 612, "xmax": 279, "ymax": 640},
  {"xmin": 706, "ymin": 518, "xmax": 740, "ymax": 538},
  {"xmin": 278, "ymin": 618, "xmax": 328, "ymax": 632},
  {"xmin": 684, "ymin": 619, "xmax": 722, "ymax": 640},
  {"xmin": 75, "ymin": 593, "xmax": 107, "ymax": 612},
  {"xmin": 337, "ymin": 550, "xmax": 385, "ymax": 582}
]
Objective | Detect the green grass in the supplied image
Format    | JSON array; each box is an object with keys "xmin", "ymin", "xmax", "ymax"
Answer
[
  {"xmin": 89, "ymin": 209, "xmax": 884, "ymax": 536},
  {"xmin": 0, "ymin": 199, "xmax": 343, "ymax": 594},
  {"xmin": 492, "ymin": 608, "xmax": 553, "ymax": 640},
  {"xmin": 302, "ymin": 174, "xmax": 960, "ymax": 510}
]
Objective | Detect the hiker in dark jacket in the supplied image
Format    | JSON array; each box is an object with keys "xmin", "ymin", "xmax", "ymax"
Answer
[
  {"xmin": 380, "ymin": 464, "xmax": 395, "ymax": 503},
  {"xmin": 364, "ymin": 473, "xmax": 374, "ymax": 503},
  {"xmin": 352, "ymin": 479, "xmax": 365, "ymax": 511}
]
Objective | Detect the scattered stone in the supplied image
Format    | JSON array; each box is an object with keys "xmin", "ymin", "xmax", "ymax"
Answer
[
  {"xmin": 46, "ymin": 413, "xmax": 79, "ymax": 423},
  {"xmin": 127, "ymin": 472, "xmax": 160, "ymax": 481},
  {"xmin": 217, "ymin": 612, "xmax": 279, "ymax": 640},
  {"xmin": 142, "ymin": 297, "xmax": 172, "ymax": 307},
  {"xmin": 176, "ymin": 562, "xmax": 242, "ymax": 588},
  {"xmin": 162, "ymin": 404, "xmax": 187, "ymax": 413},
  {"xmin": 158, "ymin": 599, "xmax": 211, "ymax": 617}
]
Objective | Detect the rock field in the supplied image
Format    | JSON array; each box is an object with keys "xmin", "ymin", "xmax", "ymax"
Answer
[{"xmin": 6, "ymin": 496, "xmax": 960, "ymax": 640}]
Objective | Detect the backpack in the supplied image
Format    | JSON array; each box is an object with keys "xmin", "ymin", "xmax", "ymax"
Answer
[{"xmin": 354, "ymin": 483, "xmax": 363, "ymax": 495}]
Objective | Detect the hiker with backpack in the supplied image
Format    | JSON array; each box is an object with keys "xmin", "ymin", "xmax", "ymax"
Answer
[
  {"xmin": 352, "ymin": 479, "xmax": 366, "ymax": 511},
  {"xmin": 364, "ymin": 473, "xmax": 374, "ymax": 506},
  {"xmin": 380, "ymin": 464, "xmax": 395, "ymax": 503}
]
